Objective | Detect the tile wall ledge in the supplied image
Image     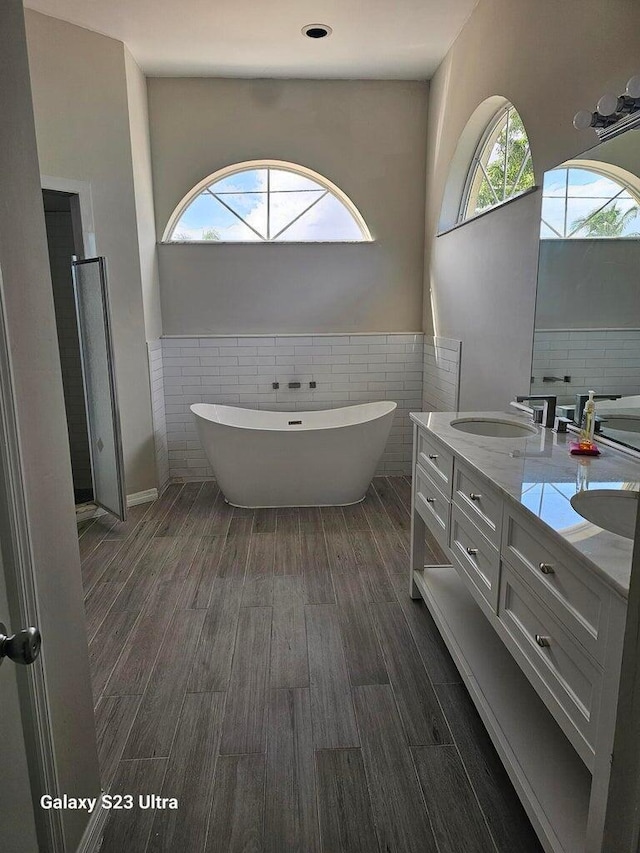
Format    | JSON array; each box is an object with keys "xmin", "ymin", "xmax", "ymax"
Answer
[{"xmin": 161, "ymin": 331, "xmax": 424, "ymax": 339}]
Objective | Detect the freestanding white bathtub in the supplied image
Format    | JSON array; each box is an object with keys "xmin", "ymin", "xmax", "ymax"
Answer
[{"xmin": 191, "ymin": 401, "xmax": 396, "ymax": 508}]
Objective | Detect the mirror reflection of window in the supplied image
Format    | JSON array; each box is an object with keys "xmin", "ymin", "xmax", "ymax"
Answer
[
  {"xmin": 531, "ymin": 138, "xmax": 640, "ymax": 455},
  {"xmin": 540, "ymin": 166, "xmax": 640, "ymax": 239}
]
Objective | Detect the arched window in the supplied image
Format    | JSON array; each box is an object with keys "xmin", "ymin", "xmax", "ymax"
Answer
[
  {"xmin": 163, "ymin": 160, "xmax": 372, "ymax": 243},
  {"xmin": 540, "ymin": 165, "xmax": 640, "ymax": 239},
  {"xmin": 460, "ymin": 103, "xmax": 534, "ymax": 222}
]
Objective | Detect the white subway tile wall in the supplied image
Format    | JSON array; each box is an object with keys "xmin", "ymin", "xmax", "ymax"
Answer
[
  {"xmin": 157, "ymin": 334, "xmax": 424, "ymax": 478},
  {"xmin": 531, "ymin": 330, "xmax": 640, "ymax": 401},
  {"xmin": 147, "ymin": 340, "xmax": 169, "ymax": 491},
  {"xmin": 422, "ymin": 335, "xmax": 462, "ymax": 412}
]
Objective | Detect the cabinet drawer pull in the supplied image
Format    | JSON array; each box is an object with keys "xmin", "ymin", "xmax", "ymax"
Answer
[
  {"xmin": 535, "ymin": 634, "xmax": 551, "ymax": 648},
  {"xmin": 469, "ymin": 493, "xmax": 482, "ymax": 501},
  {"xmin": 466, "ymin": 547, "xmax": 478, "ymax": 556},
  {"xmin": 428, "ymin": 454, "xmax": 438, "ymax": 460},
  {"xmin": 425, "ymin": 497, "xmax": 436, "ymax": 504},
  {"xmin": 539, "ymin": 562, "xmax": 555, "ymax": 575}
]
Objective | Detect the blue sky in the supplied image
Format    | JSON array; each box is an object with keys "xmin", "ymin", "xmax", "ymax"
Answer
[{"xmin": 541, "ymin": 167, "xmax": 640, "ymax": 238}]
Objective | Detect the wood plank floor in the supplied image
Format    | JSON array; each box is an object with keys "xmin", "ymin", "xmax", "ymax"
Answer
[{"xmin": 83, "ymin": 478, "xmax": 542, "ymax": 853}]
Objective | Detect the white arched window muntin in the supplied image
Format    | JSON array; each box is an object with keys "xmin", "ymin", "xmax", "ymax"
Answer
[
  {"xmin": 460, "ymin": 103, "xmax": 534, "ymax": 222},
  {"xmin": 163, "ymin": 160, "xmax": 372, "ymax": 243}
]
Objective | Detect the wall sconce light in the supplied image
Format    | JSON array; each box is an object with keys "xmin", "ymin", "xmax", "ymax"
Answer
[{"xmin": 573, "ymin": 75, "xmax": 640, "ymax": 139}]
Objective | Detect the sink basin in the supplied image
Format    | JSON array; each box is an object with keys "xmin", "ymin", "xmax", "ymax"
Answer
[
  {"xmin": 570, "ymin": 489, "xmax": 639, "ymax": 540},
  {"xmin": 450, "ymin": 417, "xmax": 538, "ymax": 438}
]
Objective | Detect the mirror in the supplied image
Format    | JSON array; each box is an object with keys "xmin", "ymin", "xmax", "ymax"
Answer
[{"xmin": 531, "ymin": 129, "xmax": 640, "ymax": 451}]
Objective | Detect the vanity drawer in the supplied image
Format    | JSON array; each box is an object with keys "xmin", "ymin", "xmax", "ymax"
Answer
[
  {"xmin": 453, "ymin": 459, "xmax": 503, "ymax": 548},
  {"xmin": 414, "ymin": 462, "xmax": 450, "ymax": 552},
  {"xmin": 502, "ymin": 505, "xmax": 610, "ymax": 664},
  {"xmin": 449, "ymin": 503, "xmax": 500, "ymax": 613},
  {"xmin": 417, "ymin": 429, "xmax": 454, "ymax": 495},
  {"xmin": 499, "ymin": 562, "xmax": 601, "ymax": 765}
]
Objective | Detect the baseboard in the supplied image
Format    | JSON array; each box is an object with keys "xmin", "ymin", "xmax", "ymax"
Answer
[
  {"xmin": 75, "ymin": 489, "xmax": 159, "ymax": 525},
  {"xmin": 74, "ymin": 795, "xmax": 110, "ymax": 853},
  {"xmin": 127, "ymin": 488, "xmax": 158, "ymax": 507}
]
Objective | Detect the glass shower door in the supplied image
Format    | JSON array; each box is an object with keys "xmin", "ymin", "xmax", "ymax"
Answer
[{"xmin": 72, "ymin": 257, "xmax": 126, "ymax": 520}]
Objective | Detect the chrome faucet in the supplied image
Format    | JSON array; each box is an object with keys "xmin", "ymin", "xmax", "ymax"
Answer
[
  {"xmin": 515, "ymin": 395, "xmax": 557, "ymax": 429},
  {"xmin": 574, "ymin": 393, "xmax": 622, "ymax": 426}
]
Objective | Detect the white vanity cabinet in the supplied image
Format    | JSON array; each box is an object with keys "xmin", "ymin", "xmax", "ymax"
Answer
[
  {"xmin": 410, "ymin": 418, "xmax": 629, "ymax": 853},
  {"xmin": 414, "ymin": 461, "xmax": 451, "ymax": 552},
  {"xmin": 449, "ymin": 502, "xmax": 500, "ymax": 613}
]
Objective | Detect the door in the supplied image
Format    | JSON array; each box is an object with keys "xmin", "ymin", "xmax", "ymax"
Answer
[
  {"xmin": 0, "ymin": 554, "xmax": 39, "ymax": 853},
  {"xmin": 72, "ymin": 257, "xmax": 127, "ymax": 520},
  {"xmin": 1, "ymin": 3, "xmax": 101, "ymax": 851}
]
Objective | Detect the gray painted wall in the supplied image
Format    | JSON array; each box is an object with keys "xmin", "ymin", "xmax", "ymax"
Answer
[
  {"xmin": 25, "ymin": 11, "xmax": 157, "ymax": 494},
  {"xmin": 536, "ymin": 239, "xmax": 640, "ymax": 330},
  {"xmin": 158, "ymin": 242, "xmax": 420, "ymax": 334},
  {"xmin": 423, "ymin": 0, "xmax": 640, "ymax": 411},
  {"xmin": 124, "ymin": 48, "xmax": 163, "ymax": 342},
  {"xmin": 148, "ymin": 78, "xmax": 428, "ymax": 334},
  {"xmin": 0, "ymin": 3, "xmax": 100, "ymax": 847},
  {"xmin": 432, "ymin": 192, "xmax": 541, "ymax": 410}
]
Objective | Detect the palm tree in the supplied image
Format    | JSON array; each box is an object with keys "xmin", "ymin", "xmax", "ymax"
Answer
[
  {"xmin": 570, "ymin": 203, "xmax": 639, "ymax": 237},
  {"xmin": 476, "ymin": 110, "xmax": 535, "ymax": 211},
  {"xmin": 171, "ymin": 227, "xmax": 221, "ymax": 241},
  {"xmin": 202, "ymin": 228, "xmax": 221, "ymax": 241}
]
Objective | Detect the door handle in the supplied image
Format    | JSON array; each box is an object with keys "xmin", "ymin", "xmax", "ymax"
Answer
[{"xmin": 0, "ymin": 622, "xmax": 41, "ymax": 667}]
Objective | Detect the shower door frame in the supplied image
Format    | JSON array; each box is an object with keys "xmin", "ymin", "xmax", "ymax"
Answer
[{"xmin": 71, "ymin": 255, "xmax": 127, "ymax": 521}]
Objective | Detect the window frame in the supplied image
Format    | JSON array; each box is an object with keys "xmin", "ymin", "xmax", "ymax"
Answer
[
  {"xmin": 162, "ymin": 159, "xmax": 373, "ymax": 244},
  {"xmin": 458, "ymin": 103, "xmax": 534, "ymax": 224}
]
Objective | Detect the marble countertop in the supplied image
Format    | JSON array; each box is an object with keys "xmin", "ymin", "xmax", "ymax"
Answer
[{"xmin": 410, "ymin": 410, "xmax": 640, "ymax": 598}]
